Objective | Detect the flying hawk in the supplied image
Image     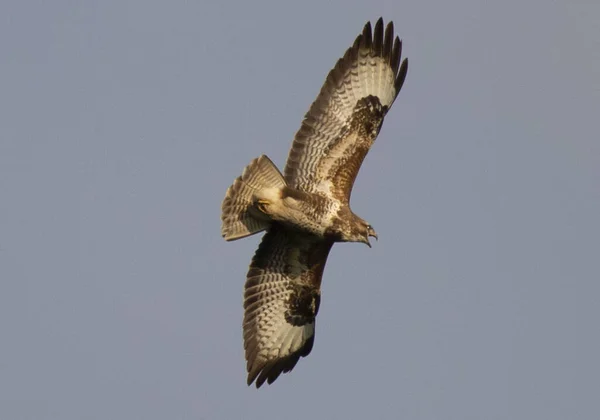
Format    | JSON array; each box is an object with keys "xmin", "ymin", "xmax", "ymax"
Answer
[{"xmin": 221, "ymin": 18, "xmax": 408, "ymax": 388}]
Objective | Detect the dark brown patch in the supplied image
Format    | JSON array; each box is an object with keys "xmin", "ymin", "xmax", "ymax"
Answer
[
  {"xmin": 284, "ymin": 282, "xmax": 321, "ymax": 326},
  {"xmin": 323, "ymin": 96, "xmax": 386, "ymax": 202}
]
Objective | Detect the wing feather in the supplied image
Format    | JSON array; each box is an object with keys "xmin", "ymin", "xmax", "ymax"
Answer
[
  {"xmin": 243, "ymin": 225, "xmax": 333, "ymax": 387},
  {"xmin": 284, "ymin": 18, "xmax": 408, "ymax": 202}
]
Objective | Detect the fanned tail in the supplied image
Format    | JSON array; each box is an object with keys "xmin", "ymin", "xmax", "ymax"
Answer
[{"xmin": 221, "ymin": 155, "xmax": 286, "ymax": 241}]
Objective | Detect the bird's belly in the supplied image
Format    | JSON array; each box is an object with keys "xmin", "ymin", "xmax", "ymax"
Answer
[{"xmin": 271, "ymin": 195, "xmax": 339, "ymax": 237}]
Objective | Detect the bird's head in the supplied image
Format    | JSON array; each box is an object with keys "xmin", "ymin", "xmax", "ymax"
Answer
[{"xmin": 351, "ymin": 218, "xmax": 378, "ymax": 248}]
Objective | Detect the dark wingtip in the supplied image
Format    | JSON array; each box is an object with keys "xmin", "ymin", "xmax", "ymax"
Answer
[
  {"xmin": 364, "ymin": 19, "xmax": 408, "ymax": 90},
  {"xmin": 373, "ymin": 18, "xmax": 384, "ymax": 55},
  {"xmin": 391, "ymin": 37, "xmax": 401, "ymax": 74},
  {"xmin": 383, "ymin": 21, "xmax": 394, "ymax": 58},
  {"xmin": 395, "ymin": 57, "xmax": 409, "ymax": 93},
  {"xmin": 247, "ymin": 365, "xmax": 261, "ymax": 387},
  {"xmin": 362, "ymin": 21, "xmax": 372, "ymax": 49}
]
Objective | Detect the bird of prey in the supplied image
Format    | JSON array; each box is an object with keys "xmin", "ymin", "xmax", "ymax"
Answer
[{"xmin": 221, "ymin": 18, "xmax": 408, "ymax": 388}]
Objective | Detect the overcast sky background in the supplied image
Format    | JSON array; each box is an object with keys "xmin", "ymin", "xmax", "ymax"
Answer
[{"xmin": 1, "ymin": 1, "xmax": 599, "ymax": 419}]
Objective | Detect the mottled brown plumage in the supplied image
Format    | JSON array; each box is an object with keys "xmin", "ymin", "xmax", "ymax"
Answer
[{"xmin": 220, "ymin": 18, "xmax": 408, "ymax": 387}]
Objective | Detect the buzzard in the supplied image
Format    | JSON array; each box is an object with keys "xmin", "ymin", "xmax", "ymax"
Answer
[{"xmin": 221, "ymin": 18, "xmax": 408, "ymax": 388}]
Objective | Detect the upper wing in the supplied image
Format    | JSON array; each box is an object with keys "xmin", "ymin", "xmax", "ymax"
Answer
[
  {"xmin": 284, "ymin": 18, "xmax": 408, "ymax": 203},
  {"xmin": 243, "ymin": 225, "xmax": 334, "ymax": 388}
]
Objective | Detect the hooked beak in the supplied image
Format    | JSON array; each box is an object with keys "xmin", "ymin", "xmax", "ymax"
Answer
[
  {"xmin": 365, "ymin": 226, "xmax": 378, "ymax": 248},
  {"xmin": 368, "ymin": 226, "xmax": 378, "ymax": 241}
]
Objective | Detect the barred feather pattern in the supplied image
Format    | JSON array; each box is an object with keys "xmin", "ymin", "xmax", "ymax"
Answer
[
  {"xmin": 284, "ymin": 18, "xmax": 408, "ymax": 200},
  {"xmin": 243, "ymin": 227, "xmax": 333, "ymax": 388},
  {"xmin": 221, "ymin": 155, "xmax": 286, "ymax": 241}
]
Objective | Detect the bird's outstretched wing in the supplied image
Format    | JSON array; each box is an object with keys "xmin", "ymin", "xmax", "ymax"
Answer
[
  {"xmin": 284, "ymin": 18, "xmax": 408, "ymax": 203},
  {"xmin": 243, "ymin": 225, "xmax": 333, "ymax": 387}
]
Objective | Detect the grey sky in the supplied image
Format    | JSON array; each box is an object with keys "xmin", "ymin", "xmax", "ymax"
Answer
[{"xmin": 1, "ymin": 0, "xmax": 599, "ymax": 419}]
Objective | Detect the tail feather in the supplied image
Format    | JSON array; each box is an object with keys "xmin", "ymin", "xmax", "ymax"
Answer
[{"xmin": 221, "ymin": 155, "xmax": 286, "ymax": 241}]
